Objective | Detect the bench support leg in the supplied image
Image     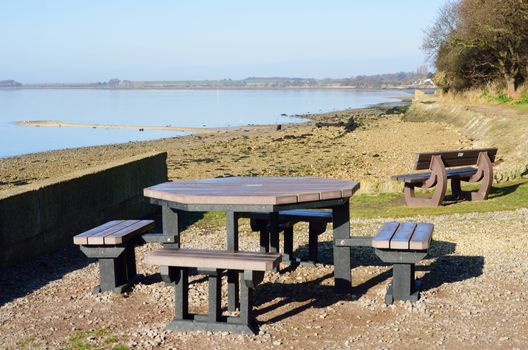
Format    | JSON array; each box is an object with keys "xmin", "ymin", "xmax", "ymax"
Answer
[
  {"xmin": 174, "ymin": 268, "xmax": 189, "ymax": 320},
  {"xmin": 468, "ymin": 151, "xmax": 493, "ymax": 201},
  {"xmin": 282, "ymin": 226, "xmax": 294, "ymax": 265},
  {"xmin": 385, "ymin": 263, "xmax": 420, "ymax": 305},
  {"xmin": 227, "ymin": 212, "xmax": 240, "ymax": 311},
  {"xmin": 403, "ymin": 155, "xmax": 447, "ymax": 207},
  {"xmin": 166, "ymin": 269, "xmax": 261, "ymax": 335},
  {"xmin": 98, "ymin": 256, "xmax": 128, "ymax": 293},
  {"xmin": 451, "ymin": 176, "xmax": 464, "ymax": 200},
  {"xmin": 375, "ymin": 249, "xmax": 427, "ymax": 305},
  {"xmin": 259, "ymin": 228, "xmax": 269, "ymax": 253},
  {"xmin": 208, "ymin": 269, "xmax": 222, "ymax": 322},
  {"xmin": 238, "ymin": 270, "xmax": 263, "ymax": 333},
  {"xmin": 125, "ymin": 246, "xmax": 137, "ymax": 280},
  {"xmin": 80, "ymin": 245, "xmax": 138, "ymax": 294}
]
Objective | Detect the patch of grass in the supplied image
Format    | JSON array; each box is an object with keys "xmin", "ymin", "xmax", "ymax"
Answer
[
  {"xmin": 112, "ymin": 345, "xmax": 129, "ymax": 350},
  {"xmin": 18, "ymin": 336, "xmax": 39, "ymax": 348},
  {"xmin": 516, "ymin": 103, "xmax": 528, "ymax": 112},
  {"xmin": 482, "ymin": 90, "xmax": 513, "ymax": 104},
  {"xmin": 184, "ymin": 180, "xmax": 528, "ymax": 224},
  {"xmin": 386, "ymin": 104, "xmax": 410, "ymax": 114},
  {"xmin": 66, "ymin": 328, "xmax": 128, "ymax": 350},
  {"xmin": 349, "ymin": 180, "xmax": 528, "ymax": 219}
]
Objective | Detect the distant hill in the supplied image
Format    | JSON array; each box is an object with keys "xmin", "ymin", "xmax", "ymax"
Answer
[
  {"xmin": 18, "ymin": 73, "xmax": 435, "ymax": 89},
  {"xmin": 0, "ymin": 80, "xmax": 22, "ymax": 87}
]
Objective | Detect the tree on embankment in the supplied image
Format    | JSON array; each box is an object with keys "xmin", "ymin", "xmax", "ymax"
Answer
[{"xmin": 423, "ymin": 0, "xmax": 528, "ymax": 97}]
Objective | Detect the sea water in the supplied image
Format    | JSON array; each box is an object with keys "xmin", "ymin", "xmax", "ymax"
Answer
[{"xmin": 0, "ymin": 88, "xmax": 410, "ymax": 158}]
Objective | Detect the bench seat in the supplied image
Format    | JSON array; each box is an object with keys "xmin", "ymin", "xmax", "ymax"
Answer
[
  {"xmin": 73, "ymin": 220, "xmax": 155, "ymax": 245},
  {"xmin": 373, "ymin": 222, "xmax": 434, "ymax": 304},
  {"xmin": 242, "ymin": 209, "xmax": 332, "ymax": 266},
  {"xmin": 391, "ymin": 148, "xmax": 497, "ymax": 207},
  {"xmin": 73, "ymin": 220, "xmax": 155, "ymax": 293},
  {"xmin": 145, "ymin": 248, "xmax": 281, "ymax": 271},
  {"xmin": 145, "ymin": 248, "xmax": 281, "ymax": 335},
  {"xmin": 392, "ymin": 167, "xmax": 478, "ymax": 184}
]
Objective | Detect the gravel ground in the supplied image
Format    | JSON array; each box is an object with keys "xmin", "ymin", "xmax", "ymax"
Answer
[{"xmin": 1, "ymin": 209, "xmax": 527, "ymax": 349}]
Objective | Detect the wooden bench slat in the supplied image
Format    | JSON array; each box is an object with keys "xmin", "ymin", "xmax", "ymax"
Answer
[
  {"xmin": 145, "ymin": 248, "xmax": 282, "ymax": 272},
  {"xmin": 390, "ymin": 222, "xmax": 417, "ymax": 249},
  {"xmin": 103, "ymin": 220, "xmax": 155, "ymax": 245},
  {"xmin": 372, "ymin": 222, "xmax": 400, "ymax": 249},
  {"xmin": 392, "ymin": 167, "xmax": 478, "ymax": 183},
  {"xmin": 73, "ymin": 220, "xmax": 123, "ymax": 245},
  {"xmin": 409, "ymin": 223, "xmax": 434, "ymax": 250},
  {"xmin": 86, "ymin": 220, "xmax": 141, "ymax": 245},
  {"xmin": 278, "ymin": 209, "xmax": 332, "ymax": 222}
]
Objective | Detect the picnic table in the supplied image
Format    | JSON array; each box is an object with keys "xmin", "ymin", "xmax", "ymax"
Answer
[{"xmin": 143, "ymin": 176, "xmax": 361, "ymax": 307}]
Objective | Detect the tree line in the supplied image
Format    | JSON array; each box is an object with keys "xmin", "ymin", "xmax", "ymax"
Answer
[{"xmin": 423, "ymin": 0, "xmax": 528, "ymax": 97}]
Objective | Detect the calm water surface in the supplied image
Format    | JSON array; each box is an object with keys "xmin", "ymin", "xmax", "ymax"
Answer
[{"xmin": 0, "ymin": 89, "xmax": 410, "ymax": 158}]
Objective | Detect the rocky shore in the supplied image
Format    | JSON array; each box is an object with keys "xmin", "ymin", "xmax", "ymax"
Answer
[{"xmin": 0, "ymin": 103, "xmax": 471, "ymax": 194}]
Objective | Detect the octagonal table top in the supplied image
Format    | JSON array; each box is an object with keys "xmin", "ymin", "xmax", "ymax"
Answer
[{"xmin": 144, "ymin": 176, "xmax": 360, "ymax": 206}]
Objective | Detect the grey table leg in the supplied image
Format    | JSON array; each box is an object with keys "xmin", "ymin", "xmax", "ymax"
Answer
[
  {"xmin": 162, "ymin": 205, "xmax": 182, "ymax": 248},
  {"xmin": 227, "ymin": 211, "xmax": 240, "ymax": 311},
  {"xmin": 161, "ymin": 206, "xmax": 182, "ymax": 284},
  {"xmin": 332, "ymin": 201, "xmax": 351, "ymax": 293},
  {"xmin": 208, "ymin": 269, "xmax": 223, "ymax": 322},
  {"xmin": 268, "ymin": 213, "xmax": 280, "ymax": 272},
  {"xmin": 174, "ymin": 268, "xmax": 189, "ymax": 320}
]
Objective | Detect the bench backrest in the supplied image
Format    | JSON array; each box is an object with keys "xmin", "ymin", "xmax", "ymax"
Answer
[{"xmin": 414, "ymin": 148, "xmax": 497, "ymax": 170}]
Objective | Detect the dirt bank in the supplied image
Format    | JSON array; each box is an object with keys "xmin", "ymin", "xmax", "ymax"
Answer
[{"xmin": 406, "ymin": 97, "xmax": 528, "ymax": 181}]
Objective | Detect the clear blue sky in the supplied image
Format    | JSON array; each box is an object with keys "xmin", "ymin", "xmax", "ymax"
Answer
[{"xmin": 0, "ymin": 0, "xmax": 447, "ymax": 83}]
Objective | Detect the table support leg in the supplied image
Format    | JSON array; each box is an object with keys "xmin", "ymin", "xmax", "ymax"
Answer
[
  {"xmin": 227, "ymin": 211, "xmax": 240, "ymax": 311},
  {"xmin": 268, "ymin": 213, "xmax": 280, "ymax": 272},
  {"xmin": 332, "ymin": 201, "xmax": 351, "ymax": 293},
  {"xmin": 162, "ymin": 206, "xmax": 182, "ymax": 248},
  {"xmin": 161, "ymin": 206, "xmax": 182, "ymax": 284}
]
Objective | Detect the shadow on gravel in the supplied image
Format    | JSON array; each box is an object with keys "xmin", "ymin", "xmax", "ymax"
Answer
[
  {"xmin": 0, "ymin": 211, "xmax": 212, "ymax": 307},
  {"xmin": 0, "ymin": 244, "xmax": 91, "ymax": 307},
  {"xmin": 255, "ymin": 239, "xmax": 483, "ymax": 323}
]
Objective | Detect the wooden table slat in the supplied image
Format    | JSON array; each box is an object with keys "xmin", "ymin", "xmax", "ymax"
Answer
[{"xmin": 144, "ymin": 177, "xmax": 359, "ymax": 206}]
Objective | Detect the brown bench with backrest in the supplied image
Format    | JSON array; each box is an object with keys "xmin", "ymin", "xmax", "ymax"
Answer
[
  {"xmin": 241, "ymin": 209, "xmax": 332, "ymax": 266},
  {"xmin": 145, "ymin": 248, "xmax": 281, "ymax": 335},
  {"xmin": 392, "ymin": 148, "xmax": 497, "ymax": 207},
  {"xmin": 335, "ymin": 221, "xmax": 434, "ymax": 305},
  {"xmin": 73, "ymin": 220, "xmax": 155, "ymax": 293}
]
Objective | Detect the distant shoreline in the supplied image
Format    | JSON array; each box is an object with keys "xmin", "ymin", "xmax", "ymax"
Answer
[
  {"xmin": 1, "ymin": 86, "xmax": 428, "ymax": 91},
  {"xmin": 15, "ymin": 120, "xmax": 224, "ymax": 134}
]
